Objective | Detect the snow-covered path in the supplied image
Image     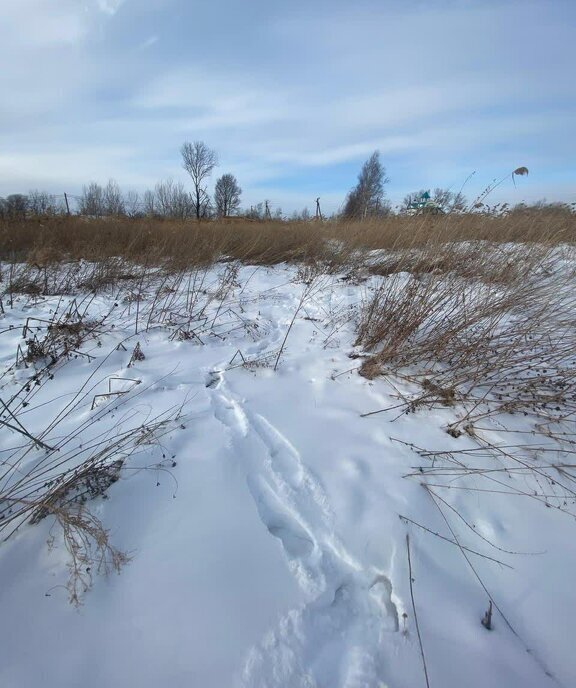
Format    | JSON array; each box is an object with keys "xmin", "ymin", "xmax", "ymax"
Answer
[
  {"xmin": 209, "ymin": 366, "xmax": 400, "ymax": 687},
  {"xmin": 0, "ymin": 263, "xmax": 574, "ymax": 687}
]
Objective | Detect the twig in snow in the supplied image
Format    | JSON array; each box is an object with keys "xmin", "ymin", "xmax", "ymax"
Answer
[
  {"xmin": 406, "ymin": 533, "xmax": 431, "ymax": 688},
  {"xmin": 274, "ymin": 281, "xmax": 315, "ymax": 371},
  {"xmin": 424, "ymin": 485, "xmax": 559, "ymax": 684},
  {"xmin": 399, "ymin": 514, "xmax": 513, "ymax": 568},
  {"xmin": 481, "ymin": 600, "xmax": 493, "ymax": 630}
]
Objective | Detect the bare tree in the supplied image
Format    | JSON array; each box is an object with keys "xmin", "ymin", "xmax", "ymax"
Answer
[
  {"xmin": 155, "ymin": 180, "xmax": 174, "ymax": 217},
  {"xmin": 27, "ymin": 190, "xmax": 65, "ymax": 216},
  {"xmin": 27, "ymin": 190, "xmax": 49, "ymax": 216},
  {"xmin": 80, "ymin": 182, "xmax": 105, "ymax": 216},
  {"xmin": 103, "ymin": 179, "xmax": 125, "ymax": 216},
  {"xmin": 246, "ymin": 202, "xmax": 264, "ymax": 220},
  {"xmin": 291, "ymin": 207, "xmax": 311, "ymax": 221},
  {"xmin": 181, "ymin": 141, "xmax": 217, "ymax": 220},
  {"xmin": 124, "ymin": 190, "xmax": 141, "ymax": 218},
  {"xmin": 142, "ymin": 189, "xmax": 157, "ymax": 217},
  {"xmin": 433, "ymin": 187, "xmax": 466, "ymax": 212},
  {"xmin": 154, "ymin": 179, "xmax": 194, "ymax": 219},
  {"xmin": 198, "ymin": 188, "xmax": 214, "ymax": 218},
  {"xmin": 343, "ymin": 151, "xmax": 389, "ymax": 220},
  {"xmin": 3, "ymin": 194, "xmax": 28, "ymax": 219},
  {"xmin": 214, "ymin": 173, "xmax": 241, "ymax": 217},
  {"xmin": 264, "ymin": 200, "xmax": 272, "ymax": 220}
]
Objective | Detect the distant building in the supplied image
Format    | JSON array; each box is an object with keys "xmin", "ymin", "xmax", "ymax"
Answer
[{"xmin": 406, "ymin": 191, "xmax": 444, "ymax": 215}]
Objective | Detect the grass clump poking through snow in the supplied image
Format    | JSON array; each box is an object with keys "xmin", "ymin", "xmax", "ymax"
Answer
[
  {"xmin": 357, "ymin": 240, "xmax": 576, "ymax": 526},
  {"xmin": 355, "ymin": 239, "xmax": 576, "ymax": 682},
  {"xmin": 356, "ymin": 242, "xmax": 576, "ymax": 433},
  {"xmin": 0, "ymin": 285, "xmax": 190, "ymax": 604},
  {"xmin": 0, "ymin": 258, "xmax": 279, "ymax": 604}
]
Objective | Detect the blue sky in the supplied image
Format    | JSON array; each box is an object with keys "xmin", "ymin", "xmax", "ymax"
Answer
[{"xmin": 1, "ymin": 0, "xmax": 574, "ymax": 214}]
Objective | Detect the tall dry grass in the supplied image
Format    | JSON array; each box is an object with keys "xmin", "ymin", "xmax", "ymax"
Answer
[
  {"xmin": 355, "ymin": 237, "xmax": 576, "ymax": 528},
  {"xmin": 356, "ymin": 240, "xmax": 576, "ymax": 422},
  {"xmin": 1, "ymin": 207, "xmax": 574, "ymax": 269}
]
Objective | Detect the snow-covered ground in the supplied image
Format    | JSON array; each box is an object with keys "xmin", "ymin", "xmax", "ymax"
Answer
[{"xmin": 0, "ymin": 260, "xmax": 575, "ymax": 688}]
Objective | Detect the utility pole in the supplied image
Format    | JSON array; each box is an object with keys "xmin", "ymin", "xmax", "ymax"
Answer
[
  {"xmin": 64, "ymin": 192, "xmax": 71, "ymax": 216},
  {"xmin": 264, "ymin": 200, "xmax": 272, "ymax": 220},
  {"xmin": 315, "ymin": 197, "xmax": 323, "ymax": 221}
]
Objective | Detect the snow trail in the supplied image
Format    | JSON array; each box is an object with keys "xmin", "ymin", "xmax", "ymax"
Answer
[{"xmin": 208, "ymin": 366, "xmax": 399, "ymax": 687}]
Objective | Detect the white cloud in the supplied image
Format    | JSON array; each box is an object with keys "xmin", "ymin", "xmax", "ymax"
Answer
[
  {"xmin": 97, "ymin": 0, "xmax": 125, "ymax": 15},
  {"xmin": 0, "ymin": 0, "xmax": 573, "ymax": 211},
  {"xmin": 139, "ymin": 35, "xmax": 159, "ymax": 50},
  {"xmin": 1, "ymin": 1, "xmax": 87, "ymax": 48},
  {"xmin": 0, "ymin": 147, "xmax": 152, "ymax": 194}
]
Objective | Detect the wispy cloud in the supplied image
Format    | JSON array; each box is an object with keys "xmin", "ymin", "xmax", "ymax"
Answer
[
  {"xmin": 97, "ymin": 0, "xmax": 125, "ymax": 16},
  {"xmin": 139, "ymin": 35, "xmax": 158, "ymax": 50},
  {"xmin": 0, "ymin": 0, "xmax": 574, "ymax": 212}
]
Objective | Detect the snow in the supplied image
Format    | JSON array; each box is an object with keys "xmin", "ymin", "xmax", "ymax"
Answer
[{"xmin": 0, "ymin": 261, "xmax": 574, "ymax": 687}]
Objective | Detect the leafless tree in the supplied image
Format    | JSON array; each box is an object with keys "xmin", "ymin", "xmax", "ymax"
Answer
[
  {"xmin": 27, "ymin": 190, "xmax": 49, "ymax": 216},
  {"xmin": 246, "ymin": 202, "xmax": 264, "ymax": 220},
  {"xmin": 290, "ymin": 207, "xmax": 311, "ymax": 221},
  {"xmin": 198, "ymin": 188, "xmax": 213, "ymax": 218},
  {"xmin": 155, "ymin": 180, "xmax": 174, "ymax": 217},
  {"xmin": 27, "ymin": 190, "xmax": 64, "ymax": 216},
  {"xmin": 433, "ymin": 187, "xmax": 466, "ymax": 212},
  {"xmin": 181, "ymin": 141, "xmax": 217, "ymax": 220},
  {"xmin": 214, "ymin": 173, "xmax": 241, "ymax": 217},
  {"xmin": 2, "ymin": 194, "xmax": 28, "ymax": 219},
  {"xmin": 103, "ymin": 179, "xmax": 125, "ymax": 216},
  {"xmin": 343, "ymin": 151, "xmax": 390, "ymax": 220},
  {"xmin": 142, "ymin": 189, "xmax": 157, "ymax": 217},
  {"xmin": 80, "ymin": 182, "xmax": 105, "ymax": 216},
  {"xmin": 124, "ymin": 190, "xmax": 141, "ymax": 218},
  {"xmin": 154, "ymin": 179, "xmax": 194, "ymax": 219},
  {"xmin": 79, "ymin": 180, "xmax": 126, "ymax": 217}
]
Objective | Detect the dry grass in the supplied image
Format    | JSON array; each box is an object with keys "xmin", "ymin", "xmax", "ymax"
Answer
[
  {"xmin": 0, "ymin": 216, "xmax": 331, "ymax": 267},
  {"xmin": 0, "ymin": 260, "xmax": 273, "ymax": 603},
  {"xmin": 1, "ymin": 207, "xmax": 574, "ymax": 270},
  {"xmin": 351, "ymin": 221, "xmax": 576, "ymax": 655},
  {"xmin": 356, "ymin": 236, "xmax": 576, "ymax": 528},
  {"xmin": 356, "ymin": 241, "xmax": 576, "ymax": 425},
  {"xmin": 0, "ymin": 290, "xmax": 191, "ymax": 603},
  {"xmin": 0, "ymin": 394, "xmax": 183, "ymax": 603}
]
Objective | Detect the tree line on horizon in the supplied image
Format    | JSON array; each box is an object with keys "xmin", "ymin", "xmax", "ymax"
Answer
[{"xmin": 0, "ymin": 142, "xmax": 569, "ymax": 221}]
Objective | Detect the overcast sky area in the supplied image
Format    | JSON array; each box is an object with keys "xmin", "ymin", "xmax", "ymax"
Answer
[{"xmin": 1, "ymin": 0, "xmax": 574, "ymax": 214}]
